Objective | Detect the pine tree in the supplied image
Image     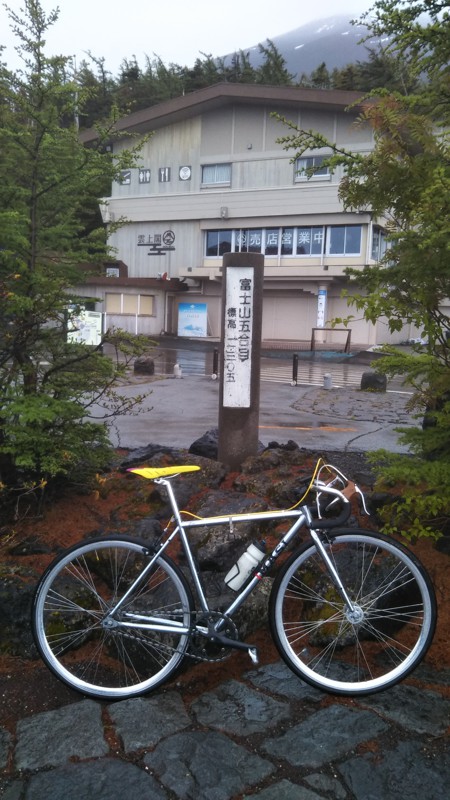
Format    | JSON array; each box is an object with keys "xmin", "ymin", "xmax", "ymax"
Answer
[
  {"xmin": 276, "ymin": 0, "xmax": 450, "ymax": 538},
  {"xmin": 256, "ymin": 40, "xmax": 294, "ymax": 86},
  {"xmin": 0, "ymin": 0, "xmax": 149, "ymax": 510}
]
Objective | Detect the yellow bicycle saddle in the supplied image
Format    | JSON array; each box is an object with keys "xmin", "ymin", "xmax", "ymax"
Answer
[{"xmin": 127, "ymin": 465, "xmax": 201, "ymax": 480}]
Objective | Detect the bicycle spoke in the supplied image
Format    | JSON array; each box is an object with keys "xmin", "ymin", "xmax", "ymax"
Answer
[
  {"xmin": 33, "ymin": 539, "xmax": 193, "ymax": 698},
  {"xmin": 270, "ymin": 531, "xmax": 436, "ymax": 694}
]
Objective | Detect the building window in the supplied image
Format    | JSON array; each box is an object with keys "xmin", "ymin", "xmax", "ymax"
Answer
[
  {"xmin": 294, "ymin": 155, "xmax": 330, "ymax": 182},
  {"xmin": 105, "ymin": 293, "xmax": 121, "ymax": 313},
  {"xmin": 234, "ymin": 229, "xmax": 263, "ymax": 253},
  {"xmin": 206, "ymin": 230, "xmax": 232, "ymax": 256},
  {"xmin": 201, "ymin": 163, "xmax": 231, "ymax": 185},
  {"xmin": 280, "ymin": 228, "xmax": 295, "ymax": 255},
  {"xmin": 204, "ymin": 225, "xmax": 363, "ymax": 258},
  {"xmin": 296, "ymin": 227, "xmax": 325, "ymax": 255},
  {"xmin": 371, "ymin": 226, "xmax": 388, "ymax": 260},
  {"xmin": 122, "ymin": 295, "xmax": 138, "ymax": 314},
  {"xmin": 139, "ymin": 295, "xmax": 154, "ymax": 315},
  {"xmin": 327, "ymin": 225, "xmax": 362, "ymax": 255},
  {"xmin": 264, "ymin": 229, "xmax": 279, "ymax": 256},
  {"xmin": 105, "ymin": 293, "xmax": 155, "ymax": 315}
]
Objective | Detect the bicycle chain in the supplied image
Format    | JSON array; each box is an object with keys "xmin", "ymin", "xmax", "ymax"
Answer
[{"xmin": 112, "ymin": 611, "xmax": 238, "ymax": 663}]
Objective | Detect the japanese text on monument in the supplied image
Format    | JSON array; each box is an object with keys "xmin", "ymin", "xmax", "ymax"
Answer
[{"xmin": 223, "ymin": 267, "xmax": 253, "ymax": 408}]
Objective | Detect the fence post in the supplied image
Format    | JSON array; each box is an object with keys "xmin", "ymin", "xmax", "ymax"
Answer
[
  {"xmin": 291, "ymin": 354, "xmax": 298, "ymax": 386},
  {"xmin": 212, "ymin": 348, "xmax": 219, "ymax": 380}
]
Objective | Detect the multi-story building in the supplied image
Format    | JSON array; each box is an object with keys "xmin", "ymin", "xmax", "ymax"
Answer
[{"xmin": 80, "ymin": 83, "xmax": 401, "ymax": 348}]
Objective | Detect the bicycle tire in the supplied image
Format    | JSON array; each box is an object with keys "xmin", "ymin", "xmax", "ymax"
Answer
[
  {"xmin": 32, "ymin": 536, "xmax": 194, "ymax": 699},
  {"xmin": 269, "ymin": 529, "xmax": 437, "ymax": 695}
]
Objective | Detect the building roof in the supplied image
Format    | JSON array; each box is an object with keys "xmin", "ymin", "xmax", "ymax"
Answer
[{"xmin": 80, "ymin": 82, "xmax": 366, "ymax": 143}]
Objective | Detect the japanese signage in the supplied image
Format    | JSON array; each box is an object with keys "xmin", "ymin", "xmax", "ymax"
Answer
[
  {"xmin": 317, "ymin": 288, "xmax": 327, "ymax": 328},
  {"xmin": 137, "ymin": 230, "xmax": 176, "ymax": 256},
  {"xmin": 223, "ymin": 267, "xmax": 253, "ymax": 408},
  {"xmin": 67, "ymin": 308, "xmax": 102, "ymax": 346},
  {"xmin": 178, "ymin": 303, "xmax": 208, "ymax": 337}
]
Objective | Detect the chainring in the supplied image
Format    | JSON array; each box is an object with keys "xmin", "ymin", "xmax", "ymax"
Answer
[{"xmin": 188, "ymin": 612, "xmax": 239, "ymax": 662}]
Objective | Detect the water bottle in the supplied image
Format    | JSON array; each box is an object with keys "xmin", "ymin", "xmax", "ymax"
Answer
[{"xmin": 224, "ymin": 541, "xmax": 266, "ymax": 592}]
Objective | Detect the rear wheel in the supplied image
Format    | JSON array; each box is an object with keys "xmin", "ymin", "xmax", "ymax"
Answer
[
  {"xmin": 32, "ymin": 537, "xmax": 194, "ymax": 699},
  {"xmin": 269, "ymin": 530, "xmax": 437, "ymax": 695}
]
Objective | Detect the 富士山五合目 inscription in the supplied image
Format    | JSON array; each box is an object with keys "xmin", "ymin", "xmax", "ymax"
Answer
[{"xmin": 223, "ymin": 268, "xmax": 253, "ymax": 408}]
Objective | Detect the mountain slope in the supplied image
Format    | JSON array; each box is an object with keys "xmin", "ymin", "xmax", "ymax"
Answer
[{"xmin": 224, "ymin": 14, "xmax": 391, "ymax": 77}]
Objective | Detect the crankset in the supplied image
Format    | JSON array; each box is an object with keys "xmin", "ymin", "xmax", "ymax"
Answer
[{"xmin": 188, "ymin": 612, "xmax": 258, "ymax": 664}]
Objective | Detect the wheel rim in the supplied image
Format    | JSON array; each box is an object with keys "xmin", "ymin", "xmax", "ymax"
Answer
[
  {"xmin": 274, "ymin": 533, "xmax": 435, "ymax": 693},
  {"xmin": 34, "ymin": 540, "xmax": 192, "ymax": 697}
]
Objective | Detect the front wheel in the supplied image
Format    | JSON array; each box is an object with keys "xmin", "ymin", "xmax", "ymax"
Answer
[
  {"xmin": 32, "ymin": 537, "xmax": 194, "ymax": 699},
  {"xmin": 269, "ymin": 530, "xmax": 437, "ymax": 695}
]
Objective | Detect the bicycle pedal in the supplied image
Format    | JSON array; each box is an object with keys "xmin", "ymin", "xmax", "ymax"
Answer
[{"xmin": 209, "ymin": 631, "xmax": 259, "ymax": 663}]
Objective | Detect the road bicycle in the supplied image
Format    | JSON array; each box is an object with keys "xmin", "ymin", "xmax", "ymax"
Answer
[{"xmin": 32, "ymin": 460, "xmax": 437, "ymax": 699}]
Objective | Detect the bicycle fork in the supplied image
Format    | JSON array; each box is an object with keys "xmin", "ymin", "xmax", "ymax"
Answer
[{"xmin": 306, "ymin": 519, "xmax": 364, "ymax": 625}]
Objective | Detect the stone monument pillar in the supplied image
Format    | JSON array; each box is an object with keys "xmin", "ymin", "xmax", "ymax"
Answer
[{"xmin": 218, "ymin": 252, "xmax": 264, "ymax": 470}]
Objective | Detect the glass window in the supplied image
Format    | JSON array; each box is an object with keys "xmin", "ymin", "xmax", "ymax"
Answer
[
  {"xmin": 206, "ymin": 230, "xmax": 219, "ymax": 256},
  {"xmin": 296, "ymin": 227, "xmax": 325, "ymax": 255},
  {"xmin": 139, "ymin": 295, "xmax": 154, "ymax": 315},
  {"xmin": 371, "ymin": 226, "xmax": 388, "ymax": 260},
  {"xmin": 265, "ymin": 229, "xmax": 279, "ymax": 256},
  {"xmin": 105, "ymin": 293, "xmax": 121, "ymax": 313},
  {"xmin": 328, "ymin": 226, "xmax": 345, "ymax": 255},
  {"xmin": 248, "ymin": 229, "xmax": 263, "ymax": 253},
  {"xmin": 295, "ymin": 156, "xmax": 329, "ymax": 182},
  {"xmin": 204, "ymin": 225, "xmax": 364, "ymax": 260},
  {"xmin": 122, "ymin": 295, "xmax": 138, "ymax": 314},
  {"xmin": 328, "ymin": 225, "xmax": 361, "ymax": 255},
  {"xmin": 281, "ymin": 228, "xmax": 294, "ymax": 255},
  {"xmin": 234, "ymin": 228, "xmax": 263, "ymax": 253},
  {"xmin": 345, "ymin": 225, "xmax": 362, "ymax": 254},
  {"xmin": 201, "ymin": 163, "xmax": 231, "ymax": 185},
  {"xmin": 206, "ymin": 230, "xmax": 232, "ymax": 257},
  {"xmin": 105, "ymin": 294, "xmax": 154, "ymax": 314},
  {"xmin": 234, "ymin": 229, "xmax": 247, "ymax": 252},
  {"xmin": 218, "ymin": 231, "xmax": 232, "ymax": 255}
]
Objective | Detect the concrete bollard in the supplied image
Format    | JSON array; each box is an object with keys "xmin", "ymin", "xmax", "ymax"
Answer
[
  {"xmin": 173, "ymin": 363, "xmax": 183, "ymax": 379},
  {"xmin": 323, "ymin": 373, "xmax": 332, "ymax": 390}
]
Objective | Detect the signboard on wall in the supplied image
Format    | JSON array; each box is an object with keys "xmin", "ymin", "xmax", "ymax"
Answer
[
  {"xmin": 178, "ymin": 303, "xmax": 208, "ymax": 337},
  {"xmin": 317, "ymin": 288, "xmax": 328, "ymax": 328},
  {"xmin": 67, "ymin": 308, "xmax": 102, "ymax": 346}
]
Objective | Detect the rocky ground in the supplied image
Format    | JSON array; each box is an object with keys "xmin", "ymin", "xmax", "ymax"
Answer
[{"xmin": 0, "ymin": 443, "xmax": 448, "ymax": 799}]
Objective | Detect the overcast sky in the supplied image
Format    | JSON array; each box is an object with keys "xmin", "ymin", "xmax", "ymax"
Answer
[{"xmin": 1, "ymin": 0, "xmax": 373, "ymax": 75}]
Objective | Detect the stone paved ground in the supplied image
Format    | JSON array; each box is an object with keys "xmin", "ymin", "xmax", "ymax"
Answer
[
  {"xmin": 1, "ymin": 659, "xmax": 449, "ymax": 799},
  {"xmin": 1, "ymin": 376, "xmax": 447, "ymax": 798}
]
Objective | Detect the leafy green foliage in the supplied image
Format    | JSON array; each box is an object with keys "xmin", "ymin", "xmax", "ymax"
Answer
[
  {"xmin": 368, "ymin": 449, "xmax": 450, "ymax": 541},
  {"xmin": 0, "ymin": 1, "xmax": 151, "ymax": 512},
  {"xmin": 276, "ymin": 0, "xmax": 450, "ymax": 539}
]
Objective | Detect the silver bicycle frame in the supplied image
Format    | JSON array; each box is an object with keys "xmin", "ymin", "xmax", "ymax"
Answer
[{"xmin": 106, "ymin": 476, "xmax": 355, "ymax": 634}]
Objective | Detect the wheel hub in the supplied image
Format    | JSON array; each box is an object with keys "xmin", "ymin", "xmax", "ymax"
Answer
[
  {"xmin": 345, "ymin": 604, "xmax": 365, "ymax": 625},
  {"xmin": 101, "ymin": 616, "xmax": 119, "ymax": 629}
]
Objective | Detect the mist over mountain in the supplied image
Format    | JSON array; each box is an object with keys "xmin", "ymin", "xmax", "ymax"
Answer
[{"xmin": 224, "ymin": 14, "xmax": 392, "ymax": 76}]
